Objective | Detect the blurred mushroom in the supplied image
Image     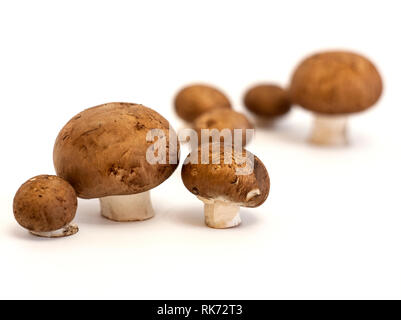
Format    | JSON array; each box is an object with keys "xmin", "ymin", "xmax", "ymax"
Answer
[
  {"xmin": 174, "ymin": 84, "xmax": 231, "ymax": 123},
  {"xmin": 193, "ymin": 109, "xmax": 254, "ymax": 146},
  {"xmin": 13, "ymin": 175, "xmax": 78, "ymax": 238},
  {"xmin": 54, "ymin": 102, "xmax": 179, "ymax": 222},
  {"xmin": 181, "ymin": 143, "xmax": 270, "ymax": 228},
  {"xmin": 289, "ymin": 51, "xmax": 383, "ymax": 145},
  {"xmin": 243, "ymin": 84, "xmax": 292, "ymax": 126}
]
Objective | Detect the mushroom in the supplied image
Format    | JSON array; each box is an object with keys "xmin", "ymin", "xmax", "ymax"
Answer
[
  {"xmin": 181, "ymin": 143, "xmax": 270, "ymax": 228},
  {"xmin": 289, "ymin": 51, "xmax": 383, "ymax": 145},
  {"xmin": 193, "ymin": 109, "xmax": 254, "ymax": 146},
  {"xmin": 243, "ymin": 84, "xmax": 292, "ymax": 126},
  {"xmin": 174, "ymin": 84, "xmax": 231, "ymax": 123},
  {"xmin": 53, "ymin": 102, "xmax": 180, "ymax": 222},
  {"xmin": 13, "ymin": 175, "xmax": 78, "ymax": 238}
]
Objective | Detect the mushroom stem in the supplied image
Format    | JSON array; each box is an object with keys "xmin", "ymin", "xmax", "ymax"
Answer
[
  {"xmin": 99, "ymin": 191, "xmax": 154, "ymax": 222},
  {"xmin": 310, "ymin": 114, "xmax": 348, "ymax": 146},
  {"xmin": 198, "ymin": 196, "xmax": 241, "ymax": 228},
  {"xmin": 30, "ymin": 224, "xmax": 79, "ymax": 238}
]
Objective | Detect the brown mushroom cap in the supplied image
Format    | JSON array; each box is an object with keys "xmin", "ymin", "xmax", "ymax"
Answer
[
  {"xmin": 181, "ymin": 144, "xmax": 269, "ymax": 207},
  {"xmin": 53, "ymin": 102, "xmax": 180, "ymax": 199},
  {"xmin": 174, "ymin": 84, "xmax": 231, "ymax": 122},
  {"xmin": 13, "ymin": 175, "xmax": 77, "ymax": 232},
  {"xmin": 244, "ymin": 84, "xmax": 291, "ymax": 117},
  {"xmin": 193, "ymin": 109, "xmax": 254, "ymax": 146},
  {"xmin": 289, "ymin": 51, "xmax": 383, "ymax": 114}
]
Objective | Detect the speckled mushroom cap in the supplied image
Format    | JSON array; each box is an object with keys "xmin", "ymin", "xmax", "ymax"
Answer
[
  {"xmin": 289, "ymin": 51, "xmax": 383, "ymax": 114},
  {"xmin": 174, "ymin": 84, "xmax": 231, "ymax": 122},
  {"xmin": 244, "ymin": 84, "xmax": 291, "ymax": 117},
  {"xmin": 53, "ymin": 102, "xmax": 180, "ymax": 199},
  {"xmin": 13, "ymin": 175, "xmax": 77, "ymax": 232},
  {"xmin": 181, "ymin": 144, "xmax": 269, "ymax": 207},
  {"xmin": 193, "ymin": 109, "xmax": 254, "ymax": 146}
]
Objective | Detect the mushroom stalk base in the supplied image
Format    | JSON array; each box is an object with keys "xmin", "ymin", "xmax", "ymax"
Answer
[
  {"xmin": 99, "ymin": 191, "xmax": 154, "ymax": 222},
  {"xmin": 310, "ymin": 114, "xmax": 348, "ymax": 146},
  {"xmin": 199, "ymin": 197, "xmax": 241, "ymax": 229},
  {"xmin": 30, "ymin": 224, "xmax": 79, "ymax": 238}
]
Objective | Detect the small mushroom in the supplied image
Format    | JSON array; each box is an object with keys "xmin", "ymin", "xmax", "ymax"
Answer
[
  {"xmin": 289, "ymin": 51, "xmax": 383, "ymax": 145},
  {"xmin": 174, "ymin": 84, "xmax": 231, "ymax": 123},
  {"xmin": 243, "ymin": 84, "xmax": 292, "ymax": 126},
  {"xmin": 181, "ymin": 143, "xmax": 270, "ymax": 228},
  {"xmin": 53, "ymin": 102, "xmax": 180, "ymax": 222},
  {"xmin": 193, "ymin": 109, "xmax": 254, "ymax": 146},
  {"xmin": 13, "ymin": 175, "xmax": 78, "ymax": 238}
]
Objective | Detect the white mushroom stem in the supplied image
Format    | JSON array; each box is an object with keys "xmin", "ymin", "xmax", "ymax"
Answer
[
  {"xmin": 310, "ymin": 114, "xmax": 348, "ymax": 146},
  {"xmin": 198, "ymin": 196, "xmax": 241, "ymax": 229},
  {"xmin": 30, "ymin": 224, "xmax": 79, "ymax": 238},
  {"xmin": 99, "ymin": 191, "xmax": 154, "ymax": 222}
]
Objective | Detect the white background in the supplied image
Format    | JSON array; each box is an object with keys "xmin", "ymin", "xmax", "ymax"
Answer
[{"xmin": 0, "ymin": 0, "xmax": 400, "ymax": 299}]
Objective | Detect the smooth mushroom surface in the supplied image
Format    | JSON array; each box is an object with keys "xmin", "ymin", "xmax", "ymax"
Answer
[
  {"xmin": 54, "ymin": 102, "xmax": 180, "ymax": 222},
  {"xmin": 243, "ymin": 84, "xmax": 292, "ymax": 125},
  {"xmin": 13, "ymin": 175, "xmax": 78, "ymax": 238},
  {"xmin": 174, "ymin": 84, "xmax": 231, "ymax": 122},
  {"xmin": 181, "ymin": 143, "xmax": 270, "ymax": 228},
  {"xmin": 289, "ymin": 51, "xmax": 383, "ymax": 145},
  {"xmin": 193, "ymin": 109, "xmax": 254, "ymax": 146}
]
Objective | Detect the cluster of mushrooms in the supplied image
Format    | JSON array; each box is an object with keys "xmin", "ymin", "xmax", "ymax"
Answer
[{"xmin": 13, "ymin": 50, "xmax": 383, "ymax": 238}]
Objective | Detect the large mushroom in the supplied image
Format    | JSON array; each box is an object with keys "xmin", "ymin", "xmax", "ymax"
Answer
[
  {"xmin": 243, "ymin": 84, "xmax": 292, "ymax": 125},
  {"xmin": 289, "ymin": 51, "xmax": 383, "ymax": 145},
  {"xmin": 174, "ymin": 84, "xmax": 231, "ymax": 123},
  {"xmin": 192, "ymin": 109, "xmax": 254, "ymax": 146},
  {"xmin": 181, "ymin": 143, "xmax": 270, "ymax": 228},
  {"xmin": 13, "ymin": 175, "xmax": 78, "ymax": 238},
  {"xmin": 53, "ymin": 102, "xmax": 179, "ymax": 222}
]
